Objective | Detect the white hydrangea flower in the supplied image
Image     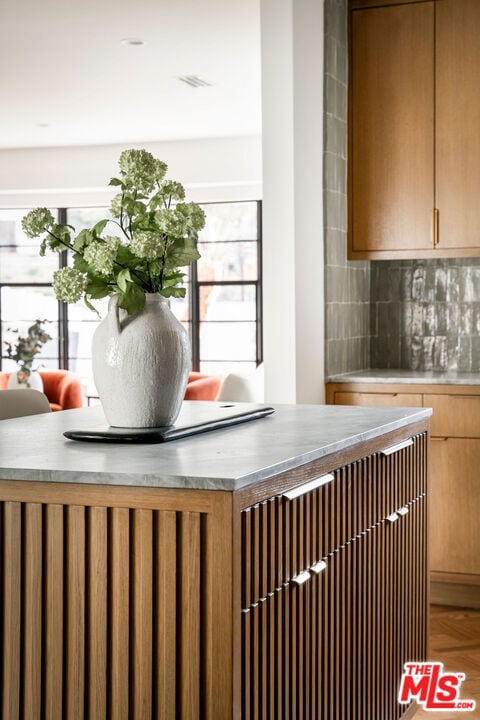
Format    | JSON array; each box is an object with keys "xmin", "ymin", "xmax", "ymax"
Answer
[
  {"xmin": 110, "ymin": 193, "xmax": 123, "ymax": 219},
  {"xmin": 175, "ymin": 202, "xmax": 206, "ymax": 232},
  {"xmin": 22, "ymin": 208, "xmax": 55, "ymax": 238},
  {"xmin": 155, "ymin": 208, "xmax": 182, "ymax": 235},
  {"xmin": 131, "ymin": 230, "xmax": 165, "ymax": 261},
  {"xmin": 119, "ymin": 149, "xmax": 158, "ymax": 194},
  {"xmin": 155, "ymin": 159, "xmax": 168, "ymax": 183},
  {"xmin": 53, "ymin": 268, "xmax": 87, "ymax": 303},
  {"xmin": 84, "ymin": 236, "xmax": 119, "ymax": 276},
  {"xmin": 160, "ymin": 180, "xmax": 185, "ymax": 201}
]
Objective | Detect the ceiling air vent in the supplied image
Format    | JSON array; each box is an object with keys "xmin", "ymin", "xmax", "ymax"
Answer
[{"xmin": 177, "ymin": 75, "xmax": 212, "ymax": 88}]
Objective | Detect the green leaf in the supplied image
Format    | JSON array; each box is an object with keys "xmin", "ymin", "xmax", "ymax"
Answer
[
  {"xmin": 116, "ymin": 245, "xmax": 140, "ymax": 267},
  {"xmin": 109, "ymin": 177, "xmax": 123, "ymax": 187},
  {"xmin": 73, "ymin": 228, "xmax": 92, "ymax": 251},
  {"xmin": 85, "ymin": 276, "xmax": 110, "ymax": 299},
  {"xmin": 116, "ymin": 268, "xmax": 131, "ymax": 292},
  {"xmin": 165, "ymin": 237, "xmax": 201, "ymax": 268},
  {"xmin": 93, "ymin": 219, "xmax": 108, "ymax": 235},
  {"xmin": 117, "ymin": 284, "xmax": 146, "ymax": 316},
  {"xmin": 160, "ymin": 286, "xmax": 186, "ymax": 299},
  {"xmin": 84, "ymin": 297, "xmax": 101, "ymax": 317},
  {"xmin": 133, "ymin": 201, "xmax": 147, "ymax": 215},
  {"xmin": 162, "ymin": 271, "xmax": 185, "ymax": 287},
  {"xmin": 73, "ymin": 254, "xmax": 89, "ymax": 272}
]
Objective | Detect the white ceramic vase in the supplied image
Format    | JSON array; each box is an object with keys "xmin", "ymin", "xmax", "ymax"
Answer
[
  {"xmin": 92, "ymin": 293, "xmax": 191, "ymax": 428},
  {"xmin": 7, "ymin": 369, "xmax": 44, "ymax": 392}
]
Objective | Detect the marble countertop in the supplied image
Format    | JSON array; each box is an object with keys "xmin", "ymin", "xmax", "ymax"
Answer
[
  {"xmin": 0, "ymin": 402, "xmax": 431, "ymax": 491},
  {"xmin": 327, "ymin": 369, "xmax": 480, "ymax": 385}
]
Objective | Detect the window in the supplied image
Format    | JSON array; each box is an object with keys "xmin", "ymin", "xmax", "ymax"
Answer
[
  {"xmin": 0, "ymin": 201, "xmax": 262, "ymax": 389},
  {"xmin": 0, "ymin": 209, "xmax": 61, "ymax": 374}
]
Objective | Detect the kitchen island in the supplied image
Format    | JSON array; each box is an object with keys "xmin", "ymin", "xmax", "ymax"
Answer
[{"xmin": 0, "ymin": 402, "xmax": 430, "ymax": 719}]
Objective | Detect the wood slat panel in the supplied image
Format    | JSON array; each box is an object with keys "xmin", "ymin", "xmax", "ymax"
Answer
[
  {"xmin": 179, "ymin": 511, "xmax": 201, "ymax": 719},
  {"xmin": 155, "ymin": 510, "xmax": 177, "ymax": 719},
  {"xmin": 202, "ymin": 494, "xmax": 233, "ymax": 720},
  {"xmin": 110, "ymin": 507, "xmax": 130, "ymax": 720},
  {"xmin": 88, "ymin": 506, "xmax": 108, "ymax": 719},
  {"xmin": 241, "ymin": 436, "xmax": 423, "ymax": 608},
  {"xmin": 132, "ymin": 509, "xmax": 153, "ymax": 720},
  {"xmin": 44, "ymin": 504, "xmax": 64, "ymax": 719},
  {"xmin": 66, "ymin": 505, "xmax": 86, "ymax": 720},
  {"xmin": 22, "ymin": 503, "xmax": 42, "ymax": 720},
  {"xmin": 2, "ymin": 502, "xmax": 21, "ymax": 720},
  {"xmin": 0, "ymin": 489, "xmax": 222, "ymax": 719},
  {"xmin": 240, "ymin": 433, "xmax": 428, "ymax": 718}
]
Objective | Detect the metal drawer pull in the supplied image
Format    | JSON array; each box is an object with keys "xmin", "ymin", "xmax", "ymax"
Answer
[
  {"xmin": 292, "ymin": 570, "xmax": 311, "ymax": 585},
  {"xmin": 397, "ymin": 506, "xmax": 409, "ymax": 516},
  {"xmin": 387, "ymin": 512, "xmax": 399, "ymax": 523},
  {"xmin": 311, "ymin": 560, "xmax": 327, "ymax": 574},
  {"xmin": 282, "ymin": 473, "xmax": 334, "ymax": 500},
  {"xmin": 380, "ymin": 438, "xmax": 414, "ymax": 456}
]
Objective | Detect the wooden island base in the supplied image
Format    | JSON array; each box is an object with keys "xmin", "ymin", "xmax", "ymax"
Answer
[{"xmin": 0, "ymin": 405, "xmax": 429, "ymax": 718}]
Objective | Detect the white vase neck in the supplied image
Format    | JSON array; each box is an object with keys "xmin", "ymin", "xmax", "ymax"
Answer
[{"xmin": 144, "ymin": 293, "xmax": 168, "ymax": 304}]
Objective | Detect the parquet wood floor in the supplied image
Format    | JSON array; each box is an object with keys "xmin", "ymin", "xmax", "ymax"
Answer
[{"xmin": 411, "ymin": 605, "xmax": 480, "ymax": 719}]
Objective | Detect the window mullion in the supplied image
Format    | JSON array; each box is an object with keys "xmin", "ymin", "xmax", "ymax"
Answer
[
  {"xmin": 58, "ymin": 208, "xmax": 69, "ymax": 369},
  {"xmin": 190, "ymin": 250, "xmax": 200, "ymax": 373}
]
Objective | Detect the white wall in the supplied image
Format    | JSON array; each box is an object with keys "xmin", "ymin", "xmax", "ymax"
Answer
[
  {"xmin": 0, "ymin": 135, "xmax": 262, "ymax": 208},
  {"xmin": 261, "ymin": 0, "xmax": 325, "ymax": 404}
]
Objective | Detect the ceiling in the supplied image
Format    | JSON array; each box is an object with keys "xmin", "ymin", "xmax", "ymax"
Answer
[{"xmin": 0, "ymin": 0, "xmax": 261, "ymax": 149}]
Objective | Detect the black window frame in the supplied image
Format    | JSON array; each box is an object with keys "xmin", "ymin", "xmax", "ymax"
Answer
[{"xmin": 0, "ymin": 200, "xmax": 263, "ymax": 375}]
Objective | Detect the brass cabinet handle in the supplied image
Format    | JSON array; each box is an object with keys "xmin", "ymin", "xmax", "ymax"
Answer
[
  {"xmin": 282, "ymin": 473, "xmax": 334, "ymax": 500},
  {"xmin": 380, "ymin": 438, "xmax": 413, "ymax": 456},
  {"xmin": 432, "ymin": 208, "xmax": 439, "ymax": 247}
]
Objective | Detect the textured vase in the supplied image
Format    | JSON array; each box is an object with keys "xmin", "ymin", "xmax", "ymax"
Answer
[
  {"xmin": 92, "ymin": 294, "xmax": 191, "ymax": 427},
  {"xmin": 7, "ymin": 370, "xmax": 43, "ymax": 392}
]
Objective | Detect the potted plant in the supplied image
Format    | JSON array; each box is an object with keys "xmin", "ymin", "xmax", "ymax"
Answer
[
  {"xmin": 3, "ymin": 319, "xmax": 52, "ymax": 390},
  {"xmin": 21, "ymin": 149, "xmax": 205, "ymax": 427}
]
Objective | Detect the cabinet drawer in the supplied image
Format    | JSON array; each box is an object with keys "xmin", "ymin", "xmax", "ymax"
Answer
[
  {"xmin": 241, "ymin": 434, "xmax": 427, "ymax": 608},
  {"xmin": 335, "ymin": 391, "xmax": 423, "ymax": 408},
  {"xmin": 427, "ymin": 394, "xmax": 480, "ymax": 438}
]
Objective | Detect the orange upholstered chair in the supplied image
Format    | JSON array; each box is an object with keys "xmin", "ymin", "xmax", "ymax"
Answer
[
  {"xmin": 0, "ymin": 370, "xmax": 84, "ymax": 411},
  {"xmin": 184, "ymin": 372, "xmax": 221, "ymax": 401}
]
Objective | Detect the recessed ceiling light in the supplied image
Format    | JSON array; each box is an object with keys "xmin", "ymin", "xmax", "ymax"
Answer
[
  {"xmin": 36, "ymin": 123, "xmax": 50, "ymax": 128},
  {"xmin": 177, "ymin": 75, "xmax": 213, "ymax": 88},
  {"xmin": 120, "ymin": 38, "xmax": 146, "ymax": 46}
]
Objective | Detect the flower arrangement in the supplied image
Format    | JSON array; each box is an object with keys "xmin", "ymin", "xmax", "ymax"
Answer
[
  {"xmin": 21, "ymin": 149, "xmax": 205, "ymax": 316},
  {"xmin": 3, "ymin": 319, "xmax": 52, "ymax": 385}
]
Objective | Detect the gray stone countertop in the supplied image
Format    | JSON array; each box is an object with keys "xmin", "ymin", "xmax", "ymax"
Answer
[
  {"xmin": 0, "ymin": 402, "xmax": 431, "ymax": 492},
  {"xmin": 327, "ymin": 369, "xmax": 480, "ymax": 385}
]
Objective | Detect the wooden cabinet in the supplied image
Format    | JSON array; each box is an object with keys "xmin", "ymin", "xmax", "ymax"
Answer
[
  {"xmin": 0, "ymin": 420, "xmax": 428, "ymax": 719},
  {"xmin": 327, "ymin": 381, "xmax": 480, "ymax": 607},
  {"xmin": 349, "ymin": 1, "xmax": 434, "ymax": 257},
  {"xmin": 334, "ymin": 391, "xmax": 422, "ymax": 408},
  {"xmin": 240, "ymin": 435, "xmax": 428, "ymax": 718},
  {"xmin": 430, "ymin": 437, "xmax": 480, "ymax": 575},
  {"xmin": 349, "ymin": 0, "xmax": 480, "ymax": 259},
  {"xmin": 436, "ymin": 0, "xmax": 480, "ymax": 251},
  {"xmin": 0, "ymin": 483, "xmax": 234, "ymax": 720}
]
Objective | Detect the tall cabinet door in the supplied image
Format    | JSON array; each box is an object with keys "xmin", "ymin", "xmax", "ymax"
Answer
[
  {"xmin": 429, "ymin": 437, "xmax": 480, "ymax": 575},
  {"xmin": 349, "ymin": 2, "xmax": 434, "ymax": 257},
  {"xmin": 436, "ymin": 0, "xmax": 480, "ymax": 251}
]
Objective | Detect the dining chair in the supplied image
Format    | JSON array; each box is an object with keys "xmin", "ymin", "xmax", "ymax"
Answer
[{"xmin": 0, "ymin": 388, "xmax": 52, "ymax": 420}]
